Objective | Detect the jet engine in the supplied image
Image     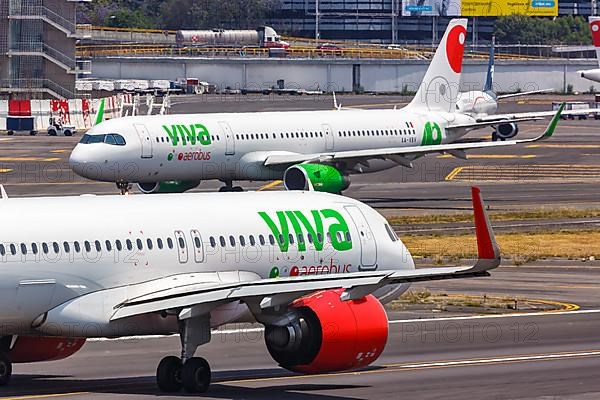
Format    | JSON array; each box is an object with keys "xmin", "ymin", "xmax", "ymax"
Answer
[
  {"xmin": 8, "ymin": 336, "xmax": 85, "ymax": 363},
  {"xmin": 264, "ymin": 289, "xmax": 388, "ymax": 373},
  {"xmin": 137, "ymin": 181, "xmax": 201, "ymax": 194},
  {"xmin": 283, "ymin": 164, "xmax": 350, "ymax": 194},
  {"xmin": 494, "ymin": 122, "xmax": 519, "ymax": 141}
]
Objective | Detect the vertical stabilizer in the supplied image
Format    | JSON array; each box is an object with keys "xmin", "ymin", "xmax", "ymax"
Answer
[
  {"xmin": 483, "ymin": 36, "xmax": 495, "ymax": 93},
  {"xmin": 590, "ymin": 17, "xmax": 600, "ymax": 67},
  {"xmin": 408, "ymin": 18, "xmax": 468, "ymax": 113}
]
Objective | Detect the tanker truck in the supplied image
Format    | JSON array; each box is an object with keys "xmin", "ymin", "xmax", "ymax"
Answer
[{"xmin": 176, "ymin": 26, "xmax": 289, "ymax": 48}]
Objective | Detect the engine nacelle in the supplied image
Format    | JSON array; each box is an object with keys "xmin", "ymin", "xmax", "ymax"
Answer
[
  {"xmin": 265, "ymin": 289, "xmax": 388, "ymax": 374},
  {"xmin": 283, "ymin": 164, "xmax": 350, "ymax": 193},
  {"xmin": 137, "ymin": 180, "xmax": 200, "ymax": 194},
  {"xmin": 495, "ymin": 122, "xmax": 519, "ymax": 140},
  {"xmin": 9, "ymin": 337, "xmax": 85, "ymax": 363}
]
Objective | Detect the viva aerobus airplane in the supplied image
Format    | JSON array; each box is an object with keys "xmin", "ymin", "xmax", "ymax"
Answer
[
  {"xmin": 69, "ymin": 19, "xmax": 564, "ymax": 195},
  {"xmin": 0, "ymin": 184, "xmax": 501, "ymax": 393}
]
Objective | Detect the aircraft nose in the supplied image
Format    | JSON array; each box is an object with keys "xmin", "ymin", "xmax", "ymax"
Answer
[{"xmin": 69, "ymin": 144, "xmax": 102, "ymax": 180}]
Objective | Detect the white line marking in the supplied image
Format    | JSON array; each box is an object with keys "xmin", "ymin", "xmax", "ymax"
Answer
[
  {"xmin": 88, "ymin": 309, "xmax": 600, "ymax": 342},
  {"xmin": 397, "ymin": 351, "xmax": 600, "ymax": 369}
]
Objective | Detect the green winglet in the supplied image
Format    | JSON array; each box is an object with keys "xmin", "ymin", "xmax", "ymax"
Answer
[
  {"xmin": 541, "ymin": 102, "xmax": 565, "ymax": 140},
  {"xmin": 94, "ymin": 98, "xmax": 105, "ymax": 126}
]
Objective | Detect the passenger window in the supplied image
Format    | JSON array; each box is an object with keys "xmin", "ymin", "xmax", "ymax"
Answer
[
  {"xmin": 326, "ymin": 233, "xmax": 332, "ymax": 243},
  {"xmin": 31, "ymin": 243, "xmax": 38, "ymax": 255},
  {"xmin": 288, "ymin": 234, "xmax": 295, "ymax": 244},
  {"xmin": 249, "ymin": 235, "xmax": 255, "ymax": 246},
  {"xmin": 9, "ymin": 244, "xmax": 16, "ymax": 256},
  {"xmin": 239, "ymin": 235, "xmax": 245, "ymax": 247},
  {"xmin": 345, "ymin": 232, "xmax": 352, "ymax": 242},
  {"xmin": 317, "ymin": 233, "xmax": 323, "ymax": 244},
  {"xmin": 229, "ymin": 236, "xmax": 235, "ymax": 247},
  {"xmin": 278, "ymin": 234, "xmax": 284, "ymax": 245},
  {"xmin": 194, "ymin": 237, "xmax": 201, "ymax": 248},
  {"xmin": 20, "ymin": 243, "xmax": 27, "ymax": 255},
  {"xmin": 210, "ymin": 237, "xmax": 216, "ymax": 248},
  {"xmin": 95, "ymin": 240, "xmax": 101, "ymax": 252},
  {"xmin": 64, "ymin": 242, "xmax": 70, "ymax": 253},
  {"xmin": 0, "ymin": 244, "xmax": 5, "ymax": 256},
  {"xmin": 84, "ymin": 241, "xmax": 91, "ymax": 252},
  {"xmin": 136, "ymin": 239, "xmax": 143, "ymax": 250},
  {"xmin": 126, "ymin": 239, "xmax": 133, "ymax": 251},
  {"xmin": 219, "ymin": 236, "xmax": 226, "ymax": 247},
  {"xmin": 147, "ymin": 239, "xmax": 153, "ymax": 250},
  {"xmin": 269, "ymin": 235, "xmax": 275, "ymax": 245},
  {"xmin": 53, "ymin": 242, "xmax": 60, "ymax": 253},
  {"xmin": 307, "ymin": 233, "xmax": 313, "ymax": 243},
  {"xmin": 178, "ymin": 237, "xmax": 185, "ymax": 248},
  {"xmin": 105, "ymin": 240, "xmax": 112, "ymax": 251},
  {"xmin": 259, "ymin": 235, "xmax": 265, "ymax": 245},
  {"xmin": 42, "ymin": 243, "xmax": 48, "ymax": 254},
  {"xmin": 336, "ymin": 232, "xmax": 343, "ymax": 242},
  {"xmin": 167, "ymin": 238, "xmax": 174, "ymax": 249},
  {"xmin": 298, "ymin": 234, "xmax": 304, "ymax": 244},
  {"xmin": 74, "ymin": 242, "xmax": 81, "ymax": 253},
  {"xmin": 157, "ymin": 238, "xmax": 163, "ymax": 249}
]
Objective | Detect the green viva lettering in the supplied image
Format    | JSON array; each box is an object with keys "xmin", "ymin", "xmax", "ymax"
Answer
[
  {"xmin": 421, "ymin": 121, "xmax": 442, "ymax": 146},
  {"xmin": 258, "ymin": 209, "xmax": 352, "ymax": 253},
  {"xmin": 162, "ymin": 123, "xmax": 212, "ymax": 146}
]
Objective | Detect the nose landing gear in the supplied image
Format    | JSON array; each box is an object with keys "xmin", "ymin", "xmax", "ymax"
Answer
[
  {"xmin": 218, "ymin": 180, "xmax": 244, "ymax": 192},
  {"xmin": 116, "ymin": 181, "xmax": 132, "ymax": 195},
  {"xmin": 0, "ymin": 352, "xmax": 11, "ymax": 386}
]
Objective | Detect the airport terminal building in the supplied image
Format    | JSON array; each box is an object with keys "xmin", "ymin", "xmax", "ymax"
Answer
[{"xmin": 268, "ymin": 0, "xmax": 598, "ymax": 43}]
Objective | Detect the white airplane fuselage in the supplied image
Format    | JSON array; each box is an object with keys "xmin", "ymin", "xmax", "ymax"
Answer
[
  {"xmin": 0, "ymin": 191, "xmax": 412, "ymax": 338},
  {"xmin": 456, "ymin": 90, "xmax": 498, "ymax": 117},
  {"xmin": 69, "ymin": 108, "xmax": 475, "ymax": 185},
  {"xmin": 579, "ymin": 68, "xmax": 600, "ymax": 83}
]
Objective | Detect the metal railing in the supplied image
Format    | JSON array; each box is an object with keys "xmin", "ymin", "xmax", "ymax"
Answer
[
  {"xmin": 0, "ymin": 78, "xmax": 76, "ymax": 99},
  {"xmin": 9, "ymin": 4, "xmax": 77, "ymax": 36}
]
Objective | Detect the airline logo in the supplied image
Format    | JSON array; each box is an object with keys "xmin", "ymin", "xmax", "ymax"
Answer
[
  {"xmin": 591, "ymin": 19, "xmax": 600, "ymax": 47},
  {"xmin": 258, "ymin": 209, "xmax": 352, "ymax": 253},
  {"xmin": 162, "ymin": 123, "xmax": 212, "ymax": 146},
  {"xmin": 421, "ymin": 121, "xmax": 443, "ymax": 145}
]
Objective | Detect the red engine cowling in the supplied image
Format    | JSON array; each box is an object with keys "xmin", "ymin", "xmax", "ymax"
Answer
[
  {"xmin": 10, "ymin": 337, "xmax": 86, "ymax": 363},
  {"xmin": 265, "ymin": 289, "xmax": 388, "ymax": 373}
]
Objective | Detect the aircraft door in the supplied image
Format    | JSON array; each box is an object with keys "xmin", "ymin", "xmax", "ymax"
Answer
[
  {"xmin": 219, "ymin": 121, "xmax": 235, "ymax": 156},
  {"xmin": 134, "ymin": 124, "xmax": 153, "ymax": 158},
  {"xmin": 190, "ymin": 229, "xmax": 205, "ymax": 263},
  {"xmin": 344, "ymin": 205, "xmax": 377, "ymax": 270},
  {"xmin": 174, "ymin": 230, "xmax": 188, "ymax": 263},
  {"xmin": 322, "ymin": 123, "xmax": 334, "ymax": 151}
]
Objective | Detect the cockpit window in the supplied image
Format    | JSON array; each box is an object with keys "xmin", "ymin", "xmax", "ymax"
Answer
[{"xmin": 79, "ymin": 133, "xmax": 126, "ymax": 146}]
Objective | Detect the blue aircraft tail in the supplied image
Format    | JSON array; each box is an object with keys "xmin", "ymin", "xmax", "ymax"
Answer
[{"xmin": 483, "ymin": 36, "xmax": 495, "ymax": 93}]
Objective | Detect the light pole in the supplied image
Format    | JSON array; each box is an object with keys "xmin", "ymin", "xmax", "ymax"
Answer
[{"xmin": 315, "ymin": 0, "xmax": 320, "ymax": 41}]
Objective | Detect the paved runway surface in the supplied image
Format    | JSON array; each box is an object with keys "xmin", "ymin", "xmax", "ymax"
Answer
[{"xmin": 3, "ymin": 265, "xmax": 600, "ymax": 400}]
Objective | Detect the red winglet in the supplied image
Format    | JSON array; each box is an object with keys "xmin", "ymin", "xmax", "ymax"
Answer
[{"xmin": 471, "ymin": 187, "xmax": 500, "ymax": 260}]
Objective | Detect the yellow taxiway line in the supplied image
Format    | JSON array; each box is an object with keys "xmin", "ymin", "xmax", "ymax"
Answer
[
  {"xmin": 526, "ymin": 144, "xmax": 600, "ymax": 149},
  {"xmin": 437, "ymin": 154, "xmax": 537, "ymax": 159},
  {"xmin": 257, "ymin": 180, "xmax": 283, "ymax": 191}
]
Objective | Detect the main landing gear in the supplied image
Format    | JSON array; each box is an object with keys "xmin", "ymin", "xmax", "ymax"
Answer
[
  {"xmin": 0, "ymin": 352, "xmax": 11, "ymax": 386},
  {"xmin": 156, "ymin": 315, "xmax": 212, "ymax": 393},
  {"xmin": 218, "ymin": 180, "xmax": 243, "ymax": 192},
  {"xmin": 116, "ymin": 181, "xmax": 132, "ymax": 195}
]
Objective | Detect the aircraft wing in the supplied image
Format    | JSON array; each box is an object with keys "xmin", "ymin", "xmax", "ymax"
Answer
[
  {"xmin": 476, "ymin": 106, "xmax": 600, "ymax": 123},
  {"xmin": 262, "ymin": 104, "xmax": 564, "ymax": 167},
  {"xmin": 110, "ymin": 187, "xmax": 500, "ymax": 321},
  {"xmin": 496, "ymin": 88, "xmax": 553, "ymax": 100}
]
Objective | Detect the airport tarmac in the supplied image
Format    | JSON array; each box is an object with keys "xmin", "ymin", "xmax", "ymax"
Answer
[
  {"xmin": 3, "ymin": 264, "xmax": 600, "ymax": 400},
  {"xmin": 0, "ymin": 94, "xmax": 598, "ymax": 216}
]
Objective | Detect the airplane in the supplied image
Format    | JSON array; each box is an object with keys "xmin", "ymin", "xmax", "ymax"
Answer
[
  {"xmin": 0, "ymin": 185, "xmax": 501, "ymax": 393},
  {"xmin": 578, "ymin": 16, "xmax": 600, "ymax": 83},
  {"xmin": 455, "ymin": 38, "xmax": 557, "ymax": 141},
  {"xmin": 69, "ymin": 19, "xmax": 565, "ymax": 195}
]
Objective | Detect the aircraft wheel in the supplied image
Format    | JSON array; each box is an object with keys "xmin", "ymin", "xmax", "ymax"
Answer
[
  {"xmin": 0, "ymin": 352, "xmax": 12, "ymax": 386},
  {"xmin": 232, "ymin": 186, "xmax": 244, "ymax": 192},
  {"xmin": 181, "ymin": 357, "xmax": 211, "ymax": 393},
  {"xmin": 491, "ymin": 132, "xmax": 498, "ymax": 142},
  {"xmin": 156, "ymin": 356, "xmax": 182, "ymax": 392},
  {"xmin": 219, "ymin": 186, "xmax": 232, "ymax": 192}
]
